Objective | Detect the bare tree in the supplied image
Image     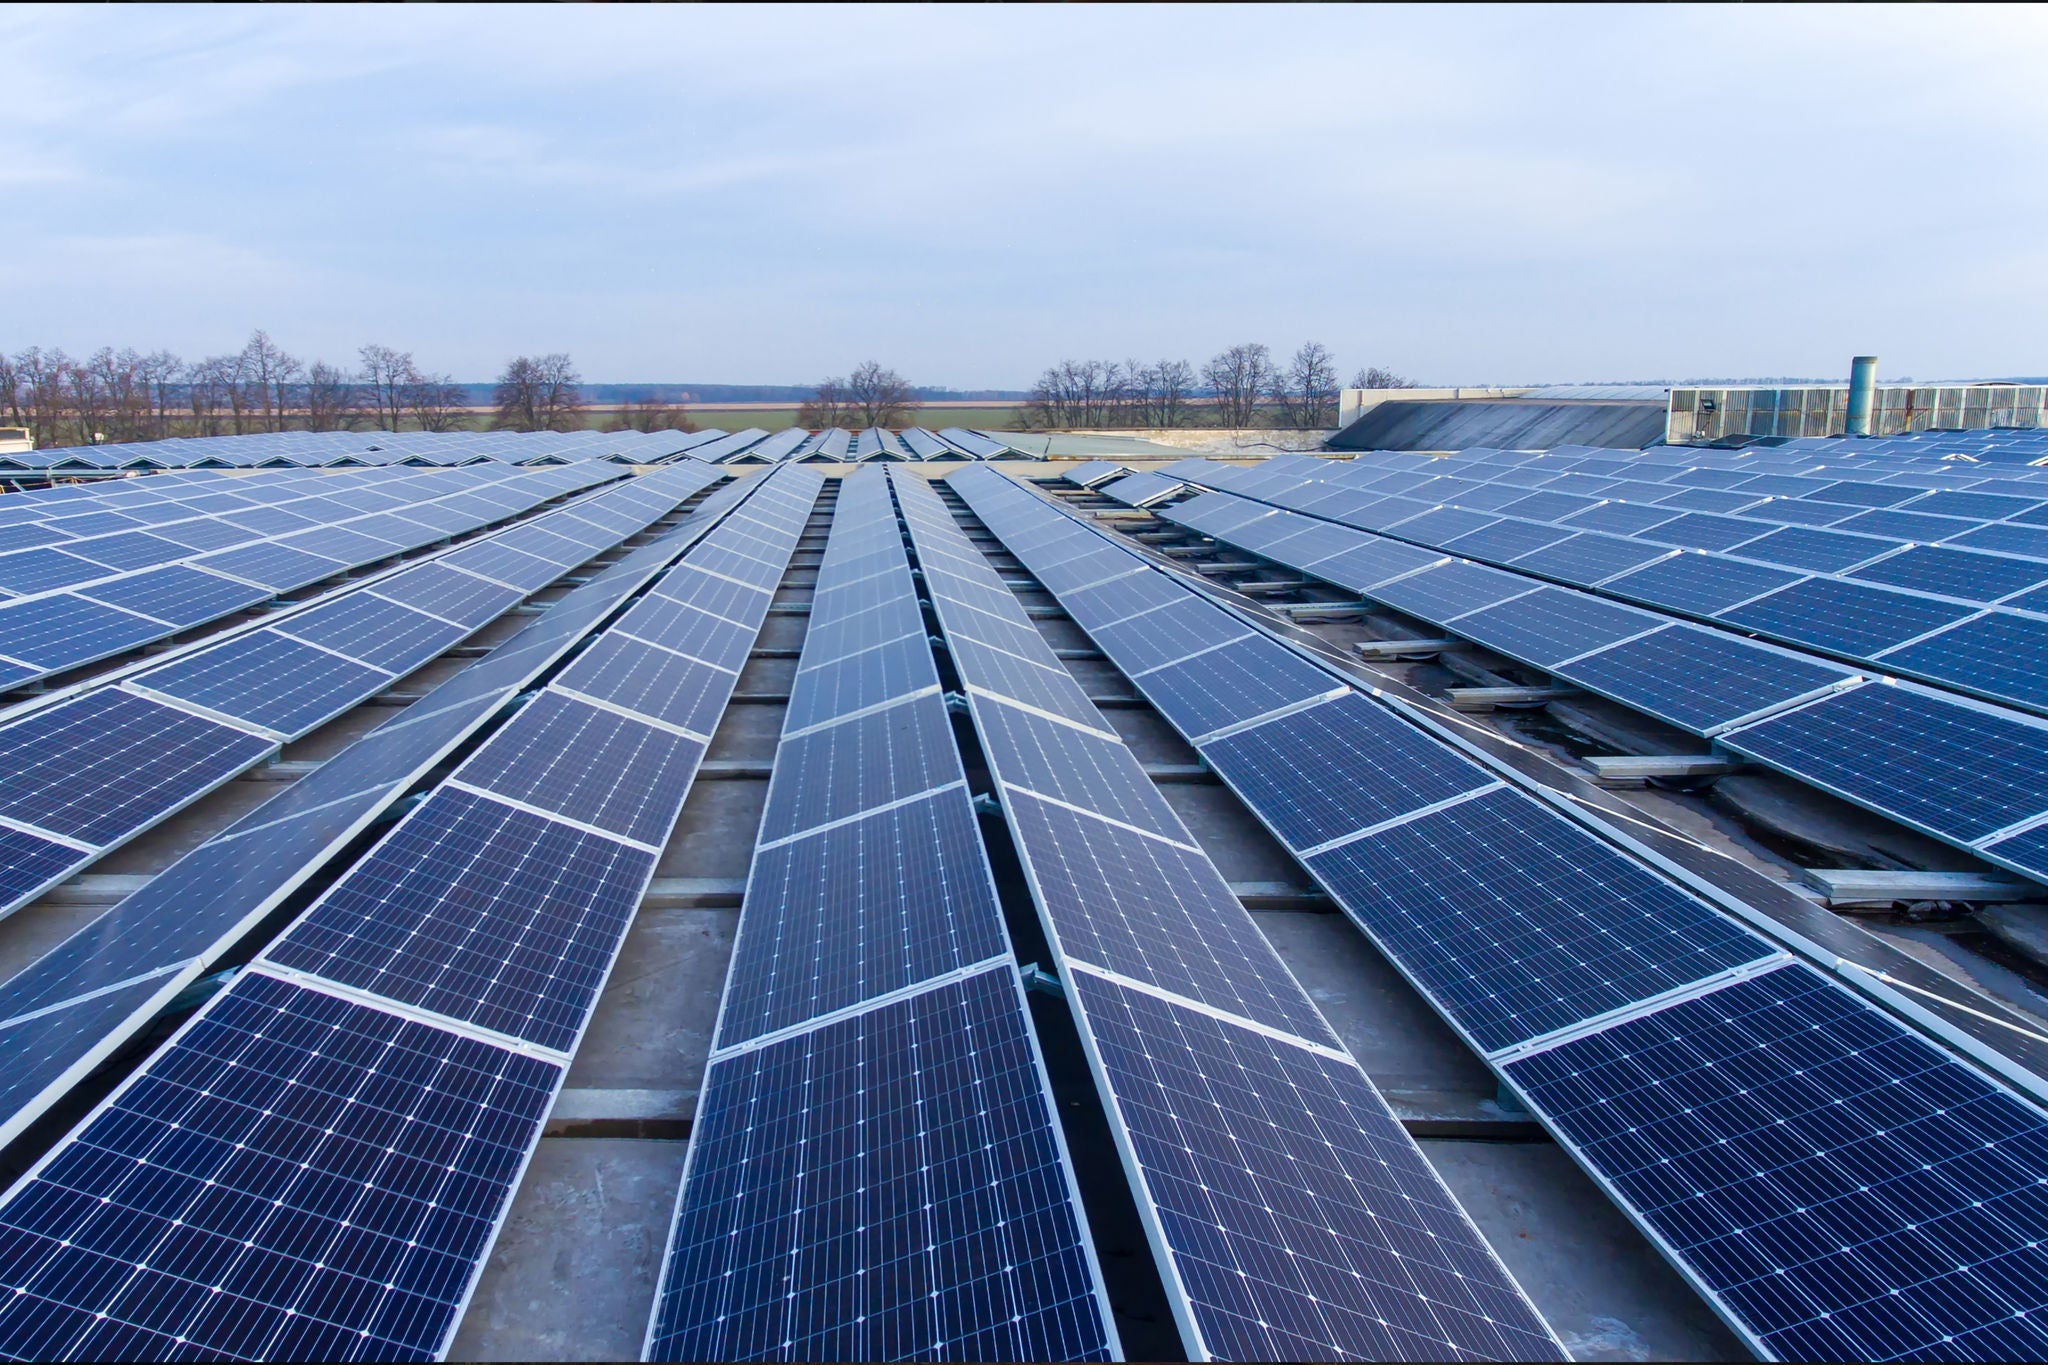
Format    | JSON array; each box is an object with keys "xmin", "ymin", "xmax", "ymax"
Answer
[
  {"xmin": 605, "ymin": 397, "xmax": 695, "ymax": 433},
  {"xmin": 796, "ymin": 378, "xmax": 848, "ymax": 430},
  {"xmin": 1026, "ymin": 359, "xmax": 1135, "ymax": 428},
  {"xmin": 239, "ymin": 330, "xmax": 301, "ymax": 432},
  {"xmin": 493, "ymin": 353, "xmax": 583, "ymax": 431},
  {"xmin": 10, "ymin": 348, "xmax": 69, "ymax": 446},
  {"xmin": 1205, "ymin": 343, "xmax": 1274, "ymax": 428},
  {"xmin": 359, "ymin": 344, "xmax": 417, "ymax": 431},
  {"xmin": 1150, "ymin": 358, "xmax": 1196, "ymax": 428},
  {"xmin": 139, "ymin": 350, "xmax": 183, "ymax": 438},
  {"xmin": 303, "ymin": 361, "xmax": 359, "ymax": 431},
  {"xmin": 1273, "ymin": 342, "xmax": 1340, "ymax": 430},
  {"xmin": 409, "ymin": 372, "xmax": 468, "ymax": 432},
  {"xmin": 845, "ymin": 361, "xmax": 919, "ymax": 428},
  {"xmin": 1350, "ymin": 366, "xmax": 1412, "ymax": 390}
]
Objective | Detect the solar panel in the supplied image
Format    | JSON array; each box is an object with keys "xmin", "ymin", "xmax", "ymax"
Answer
[
  {"xmin": 1849, "ymin": 544, "xmax": 2048, "ymax": 604},
  {"xmin": 1056, "ymin": 562, "xmax": 1186, "ymax": 627},
  {"xmin": 1199, "ymin": 693, "xmax": 1492, "ymax": 850},
  {"xmin": 1600, "ymin": 553, "xmax": 1804, "ymax": 616},
  {"xmin": 138, "ymin": 630, "xmax": 393, "ymax": 738},
  {"xmin": 1719, "ymin": 682, "xmax": 2048, "ymax": 844},
  {"xmin": 461, "ymin": 691, "xmax": 706, "ymax": 846},
  {"xmin": 73, "ymin": 564, "xmax": 272, "ymax": 626},
  {"xmin": 1832, "ymin": 506, "xmax": 1982, "ymax": 543},
  {"xmin": 1554, "ymin": 624, "xmax": 1854, "ymax": 732},
  {"xmin": 193, "ymin": 541, "xmax": 349, "ymax": 591},
  {"xmin": 758, "ymin": 694, "xmax": 960, "ymax": 843},
  {"xmin": 1504, "ymin": 963, "xmax": 2048, "ymax": 1362},
  {"xmin": 0, "ymin": 594, "xmax": 166, "ymax": 670},
  {"xmin": 1955, "ymin": 522, "xmax": 2048, "ymax": 560},
  {"xmin": 0, "ymin": 688, "xmax": 274, "ymax": 848},
  {"xmin": 1439, "ymin": 517, "xmax": 1577, "ymax": 562},
  {"xmin": 1069, "ymin": 970, "xmax": 1562, "ymax": 1362},
  {"xmin": 1129, "ymin": 635, "xmax": 1341, "ymax": 738},
  {"xmin": 1368, "ymin": 559, "xmax": 1534, "ymax": 622},
  {"xmin": 1558, "ymin": 501, "xmax": 1681, "ymax": 536},
  {"xmin": 1304, "ymin": 787, "xmax": 1775, "ymax": 1053},
  {"xmin": 1449, "ymin": 586, "xmax": 1660, "ymax": 667},
  {"xmin": 1715, "ymin": 577, "xmax": 1977, "ymax": 657},
  {"xmin": 64, "ymin": 529, "xmax": 190, "ymax": 571},
  {"xmin": 651, "ymin": 968, "xmax": 1113, "ymax": 1363},
  {"xmin": 1728, "ymin": 524, "xmax": 1901, "ymax": 573},
  {"xmin": 1876, "ymin": 612, "xmax": 2048, "ymax": 712},
  {"xmin": 1507, "ymin": 531, "xmax": 1670, "ymax": 586},
  {"xmin": 0, "ymin": 972, "xmax": 558, "ymax": 1361}
]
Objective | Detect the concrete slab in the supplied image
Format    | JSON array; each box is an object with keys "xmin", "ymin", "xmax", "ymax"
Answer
[
  {"xmin": 1161, "ymin": 783, "xmax": 1305, "ymax": 887},
  {"xmin": 563, "ymin": 906, "xmax": 736, "ymax": 1096},
  {"xmin": 446, "ymin": 1137, "xmax": 684, "ymax": 1363},
  {"xmin": 656, "ymin": 779, "xmax": 767, "ymax": 882},
  {"xmin": 1421, "ymin": 1141, "xmax": 1747, "ymax": 1362}
]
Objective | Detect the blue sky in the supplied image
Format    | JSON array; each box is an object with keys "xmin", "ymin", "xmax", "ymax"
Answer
[{"xmin": 5, "ymin": 3, "xmax": 2045, "ymax": 387}]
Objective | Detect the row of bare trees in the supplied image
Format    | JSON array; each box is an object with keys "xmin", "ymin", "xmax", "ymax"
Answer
[
  {"xmin": 0, "ymin": 332, "xmax": 472, "ymax": 447},
  {"xmin": 796, "ymin": 362, "xmax": 921, "ymax": 429},
  {"xmin": 1024, "ymin": 343, "xmax": 1412, "ymax": 430}
]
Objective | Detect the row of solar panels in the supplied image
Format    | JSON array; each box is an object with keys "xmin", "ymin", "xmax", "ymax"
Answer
[
  {"xmin": 647, "ymin": 468, "xmax": 1120, "ymax": 1360},
  {"xmin": 0, "ymin": 427, "xmax": 723, "ymax": 471},
  {"xmin": 960, "ymin": 464, "xmax": 2048, "ymax": 1362},
  {"xmin": 1743, "ymin": 427, "xmax": 2048, "ymax": 465},
  {"xmin": 0, "ymin": 464, "xmax": 742, "ymax": 1163},
  {"xmin": 2, "ymin": 424, "xmax": 1027, "ymax": 473},
  {"xmin": 0, "ymin": 464, "xmax": 824, "ymax": 1361},
  {"xmin": 1132, "ymin": 456, "xmax": 2048, "ymax": 891},
  {"xmin": 0, "ymin": 462, "xmax": 721, "ymax": 929},
  {"xmin": 0, "ymin": 464, "xmax": 631, "ymax": 690}
]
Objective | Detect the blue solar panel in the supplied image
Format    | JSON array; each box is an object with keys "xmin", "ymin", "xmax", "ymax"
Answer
[
  {"xmin": 193, "ymin": 541, "xmax": 348, "ymax": 591},
  {"xmin": 1647, "ymin": 486, "xmax": 1762, "ymax": 514},
  {"xmin": 0, "ymin": 972, "xmax": 558, "ymax": 1362},
  {"xmin": 1733, "ymin": 525, "xmax": 1904, "ymax": 573},
  {"xmin": 150, "ymin": 516, "xmax": 258, "ymax": 551},
  {"xmin": 1800, "ymin": 481, "xmax": 1921, "ymax": 508},
  {"xmin": 1832, "ymin": 506, "xmax": 1982, "ymax": 543},
  {"xmin": 1554, "ymin": 624, "xmax": 1852, "ymax": 732},
  {"xmin": 0, "ymin": 547, "xmax": 105, "ymax": 594},
  {"xmin": 650, "ymin": 967, "xmax": 1113, "ymax": 1363},
  {"xmin": 976, "ymin": 697, "xmax": 1185, "ymax": 839},
  {"xmin": 0, "ymin": 825, "xmax": 89, "ymax": 911},
  {"xmin": 462, "ymin": 691, "xmax": 705, "ymax": 846},
  {"xmin": 1911, "ymin": 489, "xmax": 2048, "ymax": 520},
  {"xmin": 1369, "ymin": 559, "xmax": 1533, "ymax": 622},
  {"xmin": 1741, "ymin": 497, "xmax": 1863, "ymax": 527},
  {"xmin": 1082, "ymin": 594, "xmax": 1243, "ymax": 672},
  {"xmin": 1505, "ymin": 964, "xmax": 2048, "ymax": 1362},
  {"xmin": 553, "ymin": 635, "xmax": 733, "ymax": 736},
  {"xmin": 1299, "ymin": 537, "xmax": 1444, "ymax": 593},
  {"xmin": 0, "ymin": 689, "xmax": 273, "ymax": 848},
  {"xmin": 74, "ymin": 564, "xmax": 271, "ymax": 627},
  {"xmin": 267, "ymin": 786, "xmax": 654, "ymax": 1052},
  {"xmin": 758, "ymin": 694, "xmax": 960, "ymax": 842},
  {"xmin": 1498, "ymin": 490, "xmax": 1600, "ymax": 521},
  {"xmin": 1132, "ymin": 635, "xmax": 1339, "ymax": 737},
  {"xmin": 279, "ymin": 594, "xmax": 469, "ymax": 673},
  {"xmin": 1601, "ymin": 553, "xmax": 1804, "ymax": 616},
  {"xmin": 1848, "ymin": 545, "xmax": 2048, "ymax": 602},
  {"xmin": 1070, "ymin": 970, "xmax": 1563, "ymax": 1362},
  {"xmin": 0, "ymin": 594, "xmax": 166, "ymax": 670},
  {"xmin": 1508, "ymin": 532, "xmax": 1670, "ymax": 586},
  {"xmin": 65, "ymin": 530, "xmax": 190, "ymax": 572},
  {"xmin": 614, "ymin": 593, "xmax": 758, "ymax": 672},
  {"xmin": 1716, "ymin": 577, "xmax": 1977, "ymax": 657},
  {"xmin": 1389, "ymin": 506, "xmax": 1500, "ymax": 543},
  {"xmin": 1877, "ymin": 613, "xmax": 2048, "ymax": 712},
  {"xmin": 1437, "ymin": 518, "xmax": 1576, "ymax": 563},
  {"xmin": 1720, "ymin": 683, "xmax": 2048, "ymax": 843},
  {"xmin": 1006, "ymin": 789, "xmax": 1340, "ymax": 1045},
  {"xmin": 1450, "ymin": 586, "xmax": 1660, "ymax": 667},
  {"xmin": 1199, "ymin": 693, "xmax": 1489, "ymax": 850},
  {"xmin": 0, "ymin": 522, "xmax": 71, "ymax": 553},
  {"xmin": 1948, "ymin": 521, "xmax": 2048, "ymax": 561},
  {"xmin": 141, "ymin": 630, "xmax": 393, "ymax": 737},
  {"xmin": 1306, "ymin": 787, "xmax": 1773, "ymax": 1053},
  {"xmin": 715, "ymin": 790, "xmax": 1008, "ymax": 1046},
  {"xmin": 1057, "ymin": 565, "xmax": 1185, "ymax": 628},
  {"xmin": 1558, "ymin": 502, "xmax": 1681, "ymax": 536}
]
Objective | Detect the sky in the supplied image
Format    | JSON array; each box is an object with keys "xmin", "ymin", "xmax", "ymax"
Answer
[{"xmin": 5, "ymin": 3, "xmax": 2047, "ymax": 388}]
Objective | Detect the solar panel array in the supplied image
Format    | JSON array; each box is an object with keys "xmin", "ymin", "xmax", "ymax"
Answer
[
  {"xmin": 0, "ymin": 462, "xmax": 627, "ymax": 690},
  {"xmin": 0, "ymin": 466, "xmax": 753, "ymax": 1153},
  {"xmin": 645, "ymin": 468, "xmax": 1115, "ymax": 1362},
  {"xmin": 954, "ymin": 464, "xmax": 2048, "ymax": 1362},
  {"xmin": 0, "ymin": 427, "xmax": 726, "ymax": 473},
  {"xmin": 0, "ymin": 463, "xmax": 723, "ymax": 924},
  {"xmin": 900, "ymin": 469, "xmax": 1563, "ymax": 1362},
  {"xmin": 0, "ymin": 464, "xmax": 822, "ymax": 1361},
  {"xmin": 1155, "ymin": 460, "xmax": 2048, "ymax": 888}
]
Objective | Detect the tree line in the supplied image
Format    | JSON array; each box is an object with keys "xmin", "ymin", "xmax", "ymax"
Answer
[
  {"xmin": 1024, "ymin": 343, "xmax": 1410, "ymax": 430},
  {"xmin": 0, "ymin": 334, "xmax": 659, "ymax": 448}
]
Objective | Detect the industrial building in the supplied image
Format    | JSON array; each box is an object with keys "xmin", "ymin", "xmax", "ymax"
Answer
[{"xmin": 0, "ymin": 416, "xmax": 2046, "ymax": 1363}]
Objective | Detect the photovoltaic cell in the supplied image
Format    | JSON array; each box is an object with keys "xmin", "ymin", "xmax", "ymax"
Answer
[
  {"xmin": 1448, "ymin": 587, "xmax": 1659, "ymax": 667},
  {"xmin": 1370, "ymin": 560, "xmax": 1532, "ymax": 622},
  {"xmin": 0, "ymin": 688, "xmax": 273, "ymax": 847},
  {"xmin": 1198, "ymin": 693, "xmax": 1490, "ymax": 850},
  {"xmin": 1507, "ymin": 532, "xmax": 1670, "ymax": 586},
  {"xmin": 1849, "ymin": 545, "xmax": 2048, "ymax": 603},
  {"xmin": 1877, "ymin": 613, "xmax": 2048, "ymax": 712},
  {"xmin": 1084, "ymin": 594, "xmax": 1246, "ymax": 673},
  {"xmin": 1717, "ymin": 578, "xmax": 1977, "ymax": 657},
  {"xmin": 265, "ymin": 786, "xmax": 655, "ymax": 1052},
  {"xmin": 0, "ymin": 595, "xmax": 165, "ymax": 669},
  {"xmin": 1007, "ymin": 789, "xmax": 1339, "ymax": 1046},
  {"xmin": 0, "ymin": 826, "xmax": 88, "ymax": 911},
  {"xmin": 977, "ymin": 697, "xmax": 1184, "ymax": 840},
  {"xmin": 0, "ymin": 972, "xmax": 558, "ymax": 1363},
  {"xmin": 1601, "ymin": 554, "xmax": 1804, "ymax": 616},
  {"xmin": 1306, "ymin": 787, "xmax": 1774, "ymax": 1053},
  {"xmin": 1135, "ymin": 636, "xmax": 1340, "ymax": 737},
  {"xmin": 1553, "ymin": 625, "xmax": 1853, "ymax": 732},
  {"xmin": 716, "ymin": 791, "xmax": 1009, "ymax": 1046},
  {"xmin": 278, "ymin": 594, "xmax": 469, "ymax": 673},
  {"xmin": 758, "ymin": 694, "xmax": 960, "ymax": 842},
  {"xmin": 462, "ymin": 691, "xmax": 705, "ymax": 846},
  {"xmin": 1505, "ymin": 964, "xmax": 2048, "ymax": 1362},
  {"xmin": 650, "ymin": 968, "xmax": 1112, "ymax": 1363},
  {"xmin": 1072, "ymin": 971, "xmax": 1563, "ymax": 1363},
  {"xmin": 140, "ymin": 631, "xmax": 394, "ymax": 738},
  {"xmin": 74, "ymin": 565, "xmax": 271, "ymax": 627},
  {"xmin": 1719, "ymin": 683, "xmax": 2048, "ymax": 843},
  {"xmin": 1730, "ymin": 526, "xmax": 1900, "ymax": 574},
  {"xmin": 554, "ymin": 635, "xmax": 733, "ymax": 736}
]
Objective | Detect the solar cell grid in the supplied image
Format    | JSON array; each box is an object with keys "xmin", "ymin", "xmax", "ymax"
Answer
[
  {"xmin": 0, "ymin": 547, "xmax": 106, "ymax": 595},
  {"xmin": 758, "ymin": 693, "xmax": 960, "ymax": 842},
  {"xmin": 1877, "ymin": 613, "xmax": 2048, "ymax": 712},
  {"xmin": 651, "ymin": 968, "xmax": 1113, "ymax": 1364},
  {"xmin": 1363, "ymin": 559, "xmax": 1534, "ymax": 623},
  {"xmin": 1732, "ymin": 525, "xmax": 1901, "ymax": 573},
  {"xmin": 1306, "ymin": 787, "xmax": 1775, "ymax": 1054},
  {"xmin": 139, "ymin": 631, "xmax": 394, "ymax": 738},
  {"xmin": 0, "ymin": 972, "xmax": 558, "ymax": 1363},
  {"xmin": 0, "ymin": 594, "xmax": 167, "ymax": 670},
  {"xmin": 1950, "ymin": 521, "xmax": 2048, "ymax": 560},
  {"xmin": 1200, "ymin": 693, "xmax": 1490, "ymax": 850},
  {"xmin": 1505, "ymin": 963, "xmax": 2048, "ymax": 1362},
  {"xmin": 1507, "ymin": 532, "xmax": 1670, "ymax": 587},
  {"xmin": 1008, "ymin": 789, "xmax": 1340, "ymax": 1046},
  {"xmin": 1716, "ymin": 577, "xmax": 1976, "ymax": 657},
  {"xmin": 1720, "ymin": 683, "xmax": 2048, "ymax": 844},
  {"xmin": 266, "ymin": 786, "xmax": 654, "ymax": 1052},
  {"xmin": 977, "ymin": 695, "xmax": 1185, "ymax": 837},
  {"xmin": 1073, "ymin": 972, "xmax": 1564, "ymax": 1363},
  {"xmin": 1449, "ymin": 587, "xmax": 1660, "ymax": 668},
  {"xmin": 462, "ymin": 691, "xmax": 705, "ymax": 846},
  {"xmin": 1135, "ymin": 635, "xmax": 1342, "ymax": 738},
  {"xmin": 715, "ymin": 791, "xmax": 1009, "ymax": 1047}
]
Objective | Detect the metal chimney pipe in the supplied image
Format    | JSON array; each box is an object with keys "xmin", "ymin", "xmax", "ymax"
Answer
[{"xmin": 1847, "ymin": 355, "xmax": 1878, "ymax": 436}]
